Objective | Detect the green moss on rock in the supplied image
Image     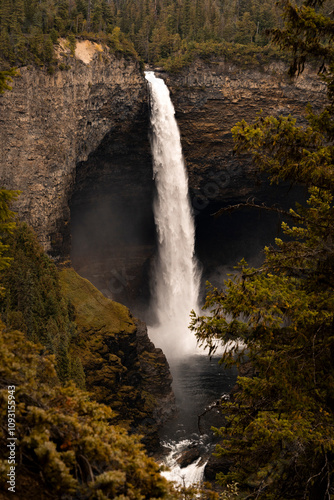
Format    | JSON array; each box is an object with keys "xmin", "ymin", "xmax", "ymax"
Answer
[
  {"xmin": 59, "ymin": 268, "xmax": 135, "ymax": 335},
  {"xmin": 59, "ymin": 268, "xmax": 175, "ymax": 445}
]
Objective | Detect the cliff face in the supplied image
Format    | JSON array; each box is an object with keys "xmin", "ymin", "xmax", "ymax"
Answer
[
  {"xmin": 161, "ymin": 60, "xmax": 327, "ymax": 285},
  {"xmin": 164, "ymin": 59, "xmax": 326, "ymax": 207},
  {"xmin": 0, "ymin": 54, "xmax": 328, "ymax": 304},
  {"xmin": 0, "ymin": 42, "xmax": 148, "ymax": 259}
]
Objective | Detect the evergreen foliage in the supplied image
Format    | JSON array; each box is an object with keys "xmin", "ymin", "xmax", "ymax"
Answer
[
  {"xmin": 0, "ymin": 67, "xmax": 16, "ymax": 92},
  {"xmin": 0, "ymin": 0, "xmax": 293, "ymax": 70},
  {"xmin": 0, "ymin": 189, "xmax": 19, "ymax": 273},
  {"xmin": 190, "ymin": 1, "xmax": 334, "ymax": 498},
  {"xmin": 0, "ymin": 324, "xmax": 171, "ymax": 498},
  {"xmin": 0, "ymin": 223, "xmax": 83, "ymax": 386}
]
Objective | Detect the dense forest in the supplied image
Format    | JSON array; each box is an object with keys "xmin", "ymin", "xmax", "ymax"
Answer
[{"xmin": 0, "ymin": 0, "xmax": 305, "ymax": 71}]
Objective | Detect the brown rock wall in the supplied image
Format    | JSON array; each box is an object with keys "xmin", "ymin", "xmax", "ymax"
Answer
[
  {"xmin": 163, "ymin": 59, "xmax": 326, "ymax": 207},
  {"xmin": 0, "ymin": 49, "xmax": 146, "ymax": 258}
]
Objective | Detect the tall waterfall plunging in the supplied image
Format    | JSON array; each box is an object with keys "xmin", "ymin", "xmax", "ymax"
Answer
[
  {"xmin": 145, "ymin": 71, "xmax": 201, "ymax": 359},
  {"xmin": 145, "ymin": 72, "xmax": 238, "ymax": 489}
]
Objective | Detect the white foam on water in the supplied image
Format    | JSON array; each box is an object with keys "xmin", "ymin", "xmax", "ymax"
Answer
[{"xmin": 160, "ymin": 439, "xmax": 206, "ymax": 488}]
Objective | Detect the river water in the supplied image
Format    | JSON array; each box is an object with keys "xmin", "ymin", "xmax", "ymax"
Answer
[{"xmin": 158, "ymin": 354, "xmax": 237, "ymax": 486}]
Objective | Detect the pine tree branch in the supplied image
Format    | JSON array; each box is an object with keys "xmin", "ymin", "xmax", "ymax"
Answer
[{"xmin": 212, "ymin": 200, "xmax": 293, "ymax": 219}]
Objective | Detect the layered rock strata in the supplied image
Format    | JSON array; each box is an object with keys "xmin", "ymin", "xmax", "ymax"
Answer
[{"xmin": 164, "ymin": 59, "xmax": 326, "ymax": 207}]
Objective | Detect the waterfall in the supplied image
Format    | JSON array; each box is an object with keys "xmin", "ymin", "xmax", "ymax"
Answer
[
  {"xmin": 145, "ymin": 71, "xmax": 201, "ymax": 360},
  {"xmin": 144, "ymin": 73, "xmax": 237, "ymax": 490}
]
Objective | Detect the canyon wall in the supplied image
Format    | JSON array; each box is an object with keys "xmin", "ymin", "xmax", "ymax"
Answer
[
  {"xmin": 68, "ymin": 58, "xmax": 327, "ymax": 311},
  {"xmin": 163, "ymin": 60, "xmax": 327, "ymax": 285},
  {"xmin": 0, "ymin": 41, "xmax": 148, "ymax": 258},
  {"xmin": 165, "ymin": 59, "xmax": 326, "ymax": 208},
  {"xmin": 0, "ymin": 51, "xmax": 328, "ymax": 303}
]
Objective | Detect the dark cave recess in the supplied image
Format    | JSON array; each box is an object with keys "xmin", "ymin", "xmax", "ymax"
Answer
[{"xmin": 70, "ymin": 129, "xmax": 305, "ymax": 316}]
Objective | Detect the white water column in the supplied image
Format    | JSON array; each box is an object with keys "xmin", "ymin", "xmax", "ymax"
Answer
[{"xmin": 145, "ymin": 71, "xmax": 201, "ymax": 359}]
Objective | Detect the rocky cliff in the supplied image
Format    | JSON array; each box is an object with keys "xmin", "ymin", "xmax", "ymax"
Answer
[
  {"xmin": 162, "ymin": 59, "xmax": 327, "ymax": 287},
  {"xmin": 0, "ymin": 41, "xmax": 148, "ymax": 259},
  {"xmin": 0, "ymin": 52, "xmax": 328, "ymax": 305},
  {"xmin": 162, "ymin": 60, "xmax": 325, "ymax": 204},
  {"xmin": 164, "ymin": 59, "xmax": 326, "ymax": 207}
]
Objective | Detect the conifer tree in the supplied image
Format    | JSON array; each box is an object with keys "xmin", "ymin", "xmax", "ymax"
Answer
[
  {"xmin": 191, "ymin": 1, "xmax": 334, "ymax": 498},
  {"xmin": 0, "ymin": 324, "xmax": 172, "ymax": 498},
  {"xmin": 0, "ymin": 189, "xmax": 18, "ymax": 269}
]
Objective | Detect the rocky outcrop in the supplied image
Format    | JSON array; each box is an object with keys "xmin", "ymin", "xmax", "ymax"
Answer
[
  {"xmin": 0, "ymin": 42, "xmax": 148, "ymax": 259},
  {"xmin": 135, "ymin": 320, "xmax": 177, "ymax": 426},
  {"xmin": 176, "ymin": 446, "xmax": 201, "ymax": 468},
  {"xmin": 59, "ymin": 268, "xmax": 175, "ymax": 451},
  {"xmin": 204, "ymin": 454, "xmax": 235, "ymax": 481}
]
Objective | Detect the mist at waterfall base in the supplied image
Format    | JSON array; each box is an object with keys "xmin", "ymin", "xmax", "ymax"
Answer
[{"xmin": 145, "ymin": 71, "xmax": 238, "ymax": 486}]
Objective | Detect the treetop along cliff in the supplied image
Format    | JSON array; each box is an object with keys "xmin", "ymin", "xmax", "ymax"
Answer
[
  {"xmin": 0, "ymin": 0, "xmax": 304, "ymax": 72},
  {"xmin": 191, "ymin": 0, "xmax": 334, "ymax": 498}
]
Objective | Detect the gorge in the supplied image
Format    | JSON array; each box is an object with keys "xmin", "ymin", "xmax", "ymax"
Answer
[
  {"xmin": 0, "ymin": 43, "xmax": 327, "ymax": 474},
  {"xmin": 0, "ymin": 43, "xmax": 326, "ymax": 311}
]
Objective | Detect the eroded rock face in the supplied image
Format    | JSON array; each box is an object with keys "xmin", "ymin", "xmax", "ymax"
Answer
[
  {"xmin": 164, "ymin": 59, "xmax": 325, "ymax": 207},
  {"xmin": 161, "ymin": 60, "xmax": 327, "ymax": 287},
  {"xmin": 0, "ymin": 46, "xmax": 147, "ymax": 259}
]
